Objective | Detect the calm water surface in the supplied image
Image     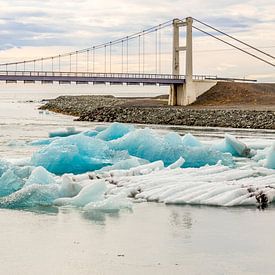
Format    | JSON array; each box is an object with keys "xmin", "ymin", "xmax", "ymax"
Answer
[{"xmin": 0, "ymin": 87, "xmax": 275, "ymax": 275}]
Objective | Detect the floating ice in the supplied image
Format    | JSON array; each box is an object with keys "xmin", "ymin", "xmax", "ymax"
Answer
[
  {"xmin": 264, "ymin": 143, "xmax": 275, "ymax": 169},
  {"xmin": 0, "ymin": 184, "xmax": 60, "ymax": 209},
  {"xmin": 213, "ymin": 134, "xmax": 251, "ymax": 157},
  {"xmin": 0, "ymin": 160, "xmax": 32, "ymax": 197},
  {"xmin": 96, "ymin": 123, "xmax": 134, "ymax": 141},
  {"xmin": 2, "ymin": 123, "xmax": 275, "ymax": 210},
  {"xmin": 25, "ymin": 166, "xmax": 56, "ymax": 186},
  {"xmin": 182, "ymin": 133, "xmax": 202, "ymax": 147},
  {"xmin": 29, "ymin": 138, "xmax": 59, "ymax": 146},
  {"xmin": 110, "ymin": 128, "xmax": 233, "ymax": 168},
  {"xmin": 53, "ymin": 180, "xmax": 107, "ymax": 207},
  {"xmin": 49, "ymin": 127, "xmax": 81, "ymax": 138},
  {"xmin": 31, "ymin": 124, "xmax": 234, "ymax": 175},
  {"xmin": 31, "ymin": 134, "xmax": 128, "ymax": 175},
  {"xmin": 83, "ymin": 194, "xmax": 132, "ymax": 212}
]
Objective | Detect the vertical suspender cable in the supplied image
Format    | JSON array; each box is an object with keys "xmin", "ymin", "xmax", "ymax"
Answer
[
  {"xmin": 104, "ymin": 46, "xmax": 107, "ymax": 73},
  {"xmin": 110, "ymin": 42, "xmax": 112, "ymax": 73},
  {"xmin": 51, "ymin": 57, "xmax": 53, "ymax": 72},
  {"xmin": 159, "ymin": 25, "xmax": 161, "ymax": 74},
  {"xmin": 87, "ymin": 50, "xmax": 89, "ymax": 72},
  {"xmin": 41, "ymin": 59, "xmax": 43, "ymax": 71},
  {"xmin": 70, "ymin": 54, "xmax": 72, "ymax": 72},
  {"xmin": 126, "ymin": 37, "xmax": 129, "ymax": 73},
  {"xmin": 121, "ymin": 40, "xmax": 124, "ymax": 73},
  {"xmin": 138, "ymin": 35, "xmax": 141, "ymax": 73},
  {"xmin": 155, "ymin": 29, "xmax": 158, "ymax": 74},
  {"xmin": 76, "ymin": 51, "xmax": 78, "ymax": 73},
  {"xmin": 24, "ymin": 61, "xmax": 26, "ymax": 71},
  {"xmin": 59, "ymin": 55, "xmax": 61, "ymax": 72},
  {"xmin": 93, "ymin": 47, "xmax": 95, "ymax": 72},
  {"xmin": 143, "ymin": 31, "xmax": 145, "ymax": 74},
  {"xmin": 34, "ymin": 60, "xmax": 36, "ymax": 72}
]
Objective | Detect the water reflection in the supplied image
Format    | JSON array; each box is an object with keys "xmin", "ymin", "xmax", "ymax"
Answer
[{"xmin": 82, "ymin": 210, "xmax": 120, "ymax": 224}]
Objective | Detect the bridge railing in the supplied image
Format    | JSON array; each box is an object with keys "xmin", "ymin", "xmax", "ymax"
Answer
[
  {"xmin": 0, "ymin": 70, "xmax": 187, "ymax": 80},
  {"xmin": 0, "ymin": 70, "xmax": 220, "ymax": 81}
]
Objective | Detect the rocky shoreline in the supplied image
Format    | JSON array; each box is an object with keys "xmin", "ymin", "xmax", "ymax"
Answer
[{"xmin": 40, "ymin": 95, "xmax": 275, "ymax": 129}]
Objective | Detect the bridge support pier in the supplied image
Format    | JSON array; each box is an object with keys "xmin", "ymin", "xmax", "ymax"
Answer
[{"xmin": 169, "ymin": 17, "xmax": 197, "ymax": 106}]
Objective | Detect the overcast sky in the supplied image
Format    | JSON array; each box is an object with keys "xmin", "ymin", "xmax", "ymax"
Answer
[{"xmin": 0, "ymin": 0, "xmax": 274, "ymax": 81}]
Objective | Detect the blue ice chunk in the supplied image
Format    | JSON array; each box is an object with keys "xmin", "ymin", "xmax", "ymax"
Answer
[
  {"xmin": 110, "ymin": 128, "xmax": 233, "ymax": 167},
  {"xmin": 25, "ymin": 166, "xmax": 56, "ymax": 186},
  {"xmin": 31, "ymin": 134, "xmax": 128, "ymax": 175},
  {"xmin": 182, "ymin": 133, "xmax": 202, "ymax": 147},
  {"xmin": 95, "ymin": 125, "xmax": 108, "ymax": 132},
  {"xmin": 0, "ymin": 169, "xmax": 25, "ymax": 197},
  {"xmin": 83, "ymin": 130, "xmax": 98, "ymax": 137},
  {"xmin": 54, "ymin": 181, "xmax": 107, "ymax": 207},
  {"xmin": 0, "ymin": 160, "xmax": 10, "ymax": 177},
  {"xmin": 29, "ymin": 137, "xmax": 59, "ymax": 146},
  {"xmin": 96, "ymin": 123, "xmax": 134, "ymax": 141},
  {"xmin": 49, "ymin": 127, "xmax": 81, "ymax": 138},
  {"xmin": 0, "ymin": 184, "xmax": 60, "ymax": 209},
  {"xmin": 213, "ymin": 134, "xmax": 250, "ymax": 157},
  {"xmin": 0, "ymin": 160, "xmax": 32, "ymax": 197},
  {"xmin": 265, "ymin": 143, "xmax": 275, "ymax": 169}
]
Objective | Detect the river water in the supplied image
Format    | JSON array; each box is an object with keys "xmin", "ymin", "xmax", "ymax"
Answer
[{"xmin": 0, "ymin": 86, "xmax": 275, "ymax": 275}]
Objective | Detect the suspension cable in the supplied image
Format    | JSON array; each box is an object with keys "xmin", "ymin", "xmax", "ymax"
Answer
[
  {"xmin": 193, "ymin": 17, "xmax": 275, "ymax": 60},
  {"xmin": 0, "ymin": 19, "xmax": 173, "ymax": 68},
  {"xmin": 193, "ymin": 25, "xmax": 275, "ymax": 67}
]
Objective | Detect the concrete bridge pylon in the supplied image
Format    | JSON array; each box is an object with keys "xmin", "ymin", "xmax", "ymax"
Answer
[{"xmin": 168, "ymin": 17, "xmax": 217, "ymax": 106}]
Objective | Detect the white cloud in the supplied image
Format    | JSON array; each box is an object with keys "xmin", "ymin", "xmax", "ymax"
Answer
[{"xmin": 0, "ymin": 0, "xmax": 274, "ymax": 81}]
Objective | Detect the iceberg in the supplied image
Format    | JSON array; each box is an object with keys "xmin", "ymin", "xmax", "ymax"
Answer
[
  {"xmin": 0, "ymin": 160, "xmax": 32, "ymax": 197},
  {"xmin": 213, "ymin": 134, "xmax": 251, "ymax": 157},
  {"xmin": 49, "ymin": 127, "xmax": 81, "ymax": 138},
  {"xmin": 31, "ymin": 134, "xmax": 128, "ymax": 175},
  {"xmin": 264, "ymin": 143, "xmax": 275, "ymax": 169},
  {"xmin": 31, "ymin": 124, "xmax": 235, "ymax": 175},
  {"xmin": 25, "ymin": 166, "xmax": 56, "ymax": 186},
  {"xmin": 110, "ymin": 128, "xmax": 233, "ymax": 168},
  {"xmin": 54, "ymin": 180, "xmax": 107, "ymax": 207},
  {"xmin": 0, "ymin": 184, "xmax": 60, "ymax": 209},
  {"xmin": 2, "ymin": 123, "xmax": 275, "ymax": 211},
  {"xmin": 96, "ymin": 122, "xmax": 134, "ymax": 141}
]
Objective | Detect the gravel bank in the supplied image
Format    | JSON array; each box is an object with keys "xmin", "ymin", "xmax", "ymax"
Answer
[{"xmin": 41, "ymin": 95, "xmax": 275, "ymax": 129}]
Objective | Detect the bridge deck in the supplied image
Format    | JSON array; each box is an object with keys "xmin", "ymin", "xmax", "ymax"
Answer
[{"xmin": 0, "ymin": 71, "xmax": 189, "ymax": 85}]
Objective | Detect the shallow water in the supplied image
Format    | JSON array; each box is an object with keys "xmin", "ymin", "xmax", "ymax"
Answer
[
  {"xmin": 0, "ymin": 88, "xmax": 275, "ymax": 274},
  {"xmin": 1, "ymin": 204, "xmax": 275, "ymax": 275}
]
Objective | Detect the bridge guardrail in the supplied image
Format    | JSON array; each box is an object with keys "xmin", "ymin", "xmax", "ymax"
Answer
[{"xmin": 0, "ymin": 70, "xmax": 218, "ymax": 81}]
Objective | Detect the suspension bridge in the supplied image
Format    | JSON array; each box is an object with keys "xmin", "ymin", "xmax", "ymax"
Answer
[{"xmin": 0, "ymin": 17, "xmax": 274, "ymax": 105}]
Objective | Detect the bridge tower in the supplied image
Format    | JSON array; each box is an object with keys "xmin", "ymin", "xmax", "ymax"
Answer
[{"xmin": 168, "ymin": 17, "xmax": 216, "ymax": 106}]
